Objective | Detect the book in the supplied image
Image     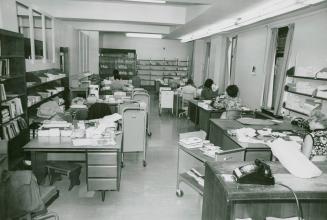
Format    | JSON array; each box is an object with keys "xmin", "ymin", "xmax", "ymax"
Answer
[
  {"xmin": 0, "ymin": 59, "xmax": 9, "ymax": 76},
  {"xmin": 1, "ymin": 117, "xmax": 27, "ymax": 140},
  {"xmin": 0, "ymin": 84, "xmax": 6, "ymax": 101}
]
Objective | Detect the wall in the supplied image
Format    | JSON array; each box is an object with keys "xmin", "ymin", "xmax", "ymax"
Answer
[
  {"xmin": 223, "ymin": 7, "xmax": 327, "ymax": 110},
  {"xmin": 0, "ymin": 0, "xmax": 18, "ymax": 32},
  {"xmin": 84, "ymin": 31, "xmax": 99, "ymax": 74},
  {"xmin": 99, "ymin": 32, "xmax": 193, "ymax": 60}
]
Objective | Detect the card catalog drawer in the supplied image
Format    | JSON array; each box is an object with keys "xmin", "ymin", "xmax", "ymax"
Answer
[
  {"xmin": 88, "ymin": 178, "xmax": 117, "ymax": 191},
  {"xmin": 87, "ymin": 152, "xmax": 117, "ymax": 165},
  {"xmin": 88, "ymin": 166, "xmax": 117, "ymax": 178}
]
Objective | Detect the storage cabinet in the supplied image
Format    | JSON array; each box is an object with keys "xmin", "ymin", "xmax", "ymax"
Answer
[
  {"xmin": 0, "ymin": 29, "xmax": 29, "ymax": 170},
  {"xmin": 99, "ymin": 48, "xmax": 137, "ymax": 80}
]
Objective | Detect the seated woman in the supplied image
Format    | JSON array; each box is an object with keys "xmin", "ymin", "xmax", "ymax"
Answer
[
  {"xmin": 216, "ymin": 85, "xmax": 242, "ymax": 119},
  {"xmin": 110, "ymin": 69, "xmax": 124, "ymax": 91},
  {"xmin": 302, "ymin": 110, "xmax": 327, "ymax": 161},
  {"xmin": 178, "ymin": 79, "xmax": 196, "ymax": 97},
  {"xmin": 201, "ymin": 78, "xmax": 217, "ymax": 100}
]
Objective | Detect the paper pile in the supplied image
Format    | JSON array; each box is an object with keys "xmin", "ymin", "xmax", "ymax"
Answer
[{"xmin": 179, "ymin": 137, "xmax": 203, "ymax": 149}]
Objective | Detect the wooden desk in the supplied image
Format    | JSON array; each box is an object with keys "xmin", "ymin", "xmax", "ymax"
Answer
[
  {"xmin": 202, "ymin": 161, "xmax": 327, "ymax": 220},
  {"xmin": 208, "ymin": 119, "xmax": 303, "ymax": 161},
  {"xmin": 23, "ymin": 135, "xmax": 122, "ymax": 201}
]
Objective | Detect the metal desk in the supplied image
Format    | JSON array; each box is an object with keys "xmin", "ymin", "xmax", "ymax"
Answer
[
  {"xmin": 202, "ymin": 161, "xmax": 327, "ymax": 220},
  {"xmin": 23, "ymin": 134, "xmax": 122, "ymax": 201}
]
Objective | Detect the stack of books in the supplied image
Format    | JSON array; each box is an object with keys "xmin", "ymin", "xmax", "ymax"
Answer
[
  {"xmin": 2, "ymin": 117, "xmax": 27, "ymax": 140},
  {"xmin": 0, "ymin": 84, "xmax": 6, "ymax": 101},
  {"xmin": 2, "ymin": 98, "xmax": 23, "ymax": 118},
  {"xmin": 179, "ymin": 137, "xmax": 203, "ymax": 149},
  {"xmin": 1, "ymin": 108, "xmax": 10, "ymax": 123}
]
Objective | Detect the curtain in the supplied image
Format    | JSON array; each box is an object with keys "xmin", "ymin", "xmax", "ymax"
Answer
[
  {"xmin": 273, "ymin": 23, "xmax": 295, "ymax": 115},
  {"xmin": 229, "ymin": 36, "xmax": 238, "ymax": 85},
  {"xmin": 262, "ymin": 28, "xmax": 278, "ymax": 108},
  {"xmin": 220, "ymin": 37, "xmax": 231, "ymax": 93}
]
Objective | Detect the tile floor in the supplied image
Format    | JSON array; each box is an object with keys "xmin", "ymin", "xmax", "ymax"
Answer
[{"xmin": 49, "ymin": 92, "xmax": 203, "ymax": 220}]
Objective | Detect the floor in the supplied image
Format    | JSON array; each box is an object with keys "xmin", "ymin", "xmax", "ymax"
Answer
[{"xmin": 50, "ymin": 91, "xmax": 203, "ymax": 220}]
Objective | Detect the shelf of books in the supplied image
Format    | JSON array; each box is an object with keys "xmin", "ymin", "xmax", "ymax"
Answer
[
  {"xmin": 99, "ymin": 48, "xmax": 137, "ymax": 80},
  {"xmin": 26, "ymin": 68, "xmax": 69, "ymax": 124},
  {"xmin": 137, "ymin": 59, "xmax": 189, "ymax": 86},
  {"xmin": 0, "ymin": 29, "xmax": 29, "ymax": 170}
]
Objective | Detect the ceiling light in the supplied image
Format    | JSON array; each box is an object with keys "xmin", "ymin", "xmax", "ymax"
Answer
[
  {"xmin": 126, "ymin": 33, "xmax": 163, "ymax": 39},
  {"xmin": 123, "ymin": 0, "xmax": 166, "ymax": 3},
  {"xmin": 180, "ymin": 0, "xmax": 325, "ymax": 43}
]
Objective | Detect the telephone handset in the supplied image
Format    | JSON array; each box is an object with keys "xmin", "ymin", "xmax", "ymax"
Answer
[{"xmin": 233, "ymin": 159, "xmax": 275, "ymax": 185}]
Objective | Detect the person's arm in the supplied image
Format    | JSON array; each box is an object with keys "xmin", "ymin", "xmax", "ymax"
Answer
[{"xmin": 302, "ymin": 134, "xmax": 313, "ymax": 159}]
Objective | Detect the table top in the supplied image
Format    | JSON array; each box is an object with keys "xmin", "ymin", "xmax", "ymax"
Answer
[
  {"xmin": 179, "ymin": 145, "xmax": 216, "ymax": 163},
  {"xmin": 23, "ymin": 134, "xmax": 122, "ymax": 152},
  {"xmin": 207, "ymin": 161, "xmax": 327, "ymax": 201},
  {"xmin": 210, "ymin": 119, "xmax": 305, "ymax": 150}
]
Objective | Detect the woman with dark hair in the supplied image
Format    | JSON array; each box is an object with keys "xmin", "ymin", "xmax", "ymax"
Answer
[{"xmin": 201, "ymin": 79, "xmax": 215, "ymax": 100}]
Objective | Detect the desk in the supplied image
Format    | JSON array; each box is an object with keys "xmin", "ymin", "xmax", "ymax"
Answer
[
  {"xmin": 188, "ymin": 99, "xmax": 200, "ymax": 126},
  {"xmin": 23, "ymin": 135, "xmax": 122, "ymax": 201},
  {"xmin": 208, "ymin": 119, "xmax": 303, "ymax": 161},
  {"xmin": 198, "ymin": 105, "xmax": 223, "ymax": 135},
  {"xmin": 202, "ymin": 161, "xmax": 327, "ymax": 220}
]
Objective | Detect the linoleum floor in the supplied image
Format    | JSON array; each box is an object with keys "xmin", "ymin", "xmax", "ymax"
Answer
[{"xmin": 49, "ymin": 91, "xmax": 202, "ymax": 220}]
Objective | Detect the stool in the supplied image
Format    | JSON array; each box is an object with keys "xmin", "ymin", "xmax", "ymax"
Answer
[{"xmin": 46, "ymin": 161, "xmax": 81, "ymax": 191}]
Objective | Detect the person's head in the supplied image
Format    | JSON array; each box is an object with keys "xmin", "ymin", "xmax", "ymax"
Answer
[
  {"xmin": 204, "ymin": 79, "xmax": 214, "ymax": 89},
  {"xmin": 113, "ymin": 69, "xmax": 120, "ymax": 80},
  {"xmin": 226, "ymin": 85, "xmax": 239, "ymax": 98},
  {"xmin": 308, "ymin": 109, "xmax": 327, "ymax": 130},
  {"xmin": 186, "ymin": 79, "xmax": 194, "ymax": 86}
]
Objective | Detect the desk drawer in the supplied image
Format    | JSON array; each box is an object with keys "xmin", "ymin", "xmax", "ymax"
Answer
[
  {"xmin": 87, "ymin": 152, "xmax": 117, "ymax": 165},
  {"xmin": 216, "ymin": 149, "xmax": 244, "ymax": 161},
  {"xmin": 88, "ymin": 166, "xmax": 117, "ymax": 178},
  {"xmin": 88, "ymin": 178, "xmax": 117, "ymax": 191}
]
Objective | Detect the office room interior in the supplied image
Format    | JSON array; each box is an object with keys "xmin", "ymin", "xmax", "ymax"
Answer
[{"xmin": 0, "ymin": 0, "xmax": 327, "ymax": 219}]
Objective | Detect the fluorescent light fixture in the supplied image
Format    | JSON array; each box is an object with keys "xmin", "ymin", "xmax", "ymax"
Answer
[
  {"xmin": 180, "ymin": 0, "xmax": 325, "ymax": 43},
  {"xmin": 123, "ymin": 0, "xmax": 166, "ymax": 3},
  {"xmin": 126, "ymin": 33, "xmax": 163, "ymax": 39}
]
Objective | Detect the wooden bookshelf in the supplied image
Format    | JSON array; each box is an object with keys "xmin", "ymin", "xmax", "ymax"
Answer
[{"xmin": 0, "ymin": 29, "xmax": 29, "ymax": 170}]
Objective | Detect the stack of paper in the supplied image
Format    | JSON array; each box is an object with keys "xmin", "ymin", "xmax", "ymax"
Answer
[
  {"xmin": 179, "ymin": 137, "xmax": 203, "ymax": 149},
  {"xmin": 42, "ymin": 120, "xmax": 72, "ymax": 128}
]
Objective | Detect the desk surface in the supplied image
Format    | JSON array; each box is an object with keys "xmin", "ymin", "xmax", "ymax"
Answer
[
  {"xmin": 207, "ymin": 161, "xmax": 327, "ymax": 200},
  {"xmin": 24, "ymin": 134, "xmax": 122, "ymax": 151}
]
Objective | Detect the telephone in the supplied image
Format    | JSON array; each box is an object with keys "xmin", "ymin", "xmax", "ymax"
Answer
[{"xmin": 233, "ymin": 159, "xmax": 275, "ymax": 185}]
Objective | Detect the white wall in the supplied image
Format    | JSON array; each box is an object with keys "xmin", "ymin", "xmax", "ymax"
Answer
[
  {"xmin": 0, "ymin": 0, "xmax": 18, "ymax": 32},
  {"xmin": 224, "ymin": 8, "xmax": 327, "ymax": 110},
  {"xmin": 100, "ymin": 32, "xmax": 192, "ymax": 60}
]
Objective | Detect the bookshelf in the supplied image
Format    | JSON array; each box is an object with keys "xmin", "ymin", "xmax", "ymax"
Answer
[
  {"xmin": 137, "ymin": 59, "xmax": 189, "ymax": 86},
  {"xmin": 99, "ymin": 48, "xmax": 137, "ymax": 80},
  {"xmin": 0, "ymin": 29, "xmax": 29, "ymax": 170},
  {"xmin": 26, "ymin": 69, "xmax": 69, "ymax": 124}
]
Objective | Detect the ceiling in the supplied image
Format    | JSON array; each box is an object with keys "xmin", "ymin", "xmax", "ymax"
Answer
[{"xmin": 26, "ymin": 0, "xmax": 327, "ymax": 41}]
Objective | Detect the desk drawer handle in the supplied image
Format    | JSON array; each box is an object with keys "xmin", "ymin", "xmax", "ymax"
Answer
[{"xmin": 224, "ymin": 156, "xmax": 233, "ymax": 161}]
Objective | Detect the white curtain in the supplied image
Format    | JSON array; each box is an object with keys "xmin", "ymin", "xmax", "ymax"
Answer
[
  {"xmin": 262, "ymin": 28, "xmax": 278, "ymax": 108},
  {"xmin": 274, "ymin": 23, "xmax": 295, "ymax": 115}
]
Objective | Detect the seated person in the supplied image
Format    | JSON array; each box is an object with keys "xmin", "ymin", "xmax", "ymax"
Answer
[
  {"xmin": 178, "ymin": 79, "xmax": 196, "ymax": 98},
  {"xmin": 110, "ymin": 69, "xmax": 124, "ymax": 90},
  {"xmin": 216, "ymin": 85, "xmax": 242, "ymax": 119},
  {"xmin": 302, "ymin": 110, "xmax": 327, "ymax": 161},
  {"xmin": 201, "ymin": 78, "xmax": 217, "ymax": 100}
]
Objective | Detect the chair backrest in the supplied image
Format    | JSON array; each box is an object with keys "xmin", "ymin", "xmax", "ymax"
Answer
[
  {"xmin": 131, "ymin": 76, "xmax": 141, "ymax": 88},
  {"xmin": 226, "ymin": 109, "xmax": 242, "ymax": 120},
  {"xmin": 88, "ymin": 103, "xmax": 112, "ymax": 120},
  {"xmin": 181, "ymin": 92, "xmax": 194, "ymax": 109},
  {"xmin": 118, "ymin": 101, "xmax": 140, "ymax": 115},
  {"xmin": 133, "ymin": 92, "xmax": 150, "ymax": 112}
]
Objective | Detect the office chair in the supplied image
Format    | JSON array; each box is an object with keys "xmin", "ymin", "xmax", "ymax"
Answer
[
  {"xmin": 178, "ymin": 92, "xmax": 194, "ymax": 118},
  {"xmin": 88, "ymin": 102, "xmax": 112, "ymax": 120}
]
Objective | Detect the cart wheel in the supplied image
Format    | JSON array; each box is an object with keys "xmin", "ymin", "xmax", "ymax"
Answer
[
  {"xmin": 143, "ymin": 160, "xmax": 147, "ymax": 167},
  {"xmin": 176, "ymin": 189, "xmax": 184, "ymax": 197},
  {"xmin": 147, "ymin": 131, "xmax": 152, "ymax": 136}
]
